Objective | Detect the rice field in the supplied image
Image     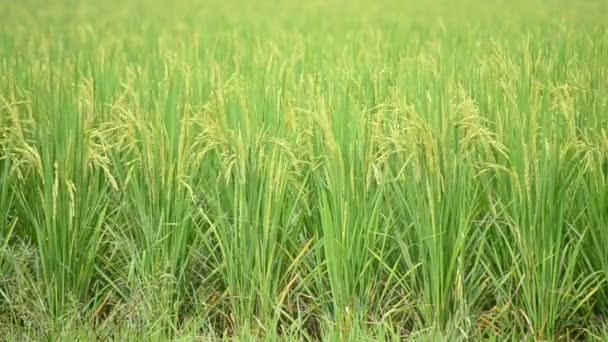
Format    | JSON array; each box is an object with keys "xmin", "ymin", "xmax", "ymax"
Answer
[{"xmin": 1, "ymin": 0, "xmax": 607, "ymax": 340}]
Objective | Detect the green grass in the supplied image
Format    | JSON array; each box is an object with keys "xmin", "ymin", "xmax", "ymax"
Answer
[{"xmin": 1, "ymin": 0, "xmax": 608, "ymax": 340}]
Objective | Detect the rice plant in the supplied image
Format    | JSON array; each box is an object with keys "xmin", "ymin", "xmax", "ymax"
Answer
[{"xmin": 1, "ymin": 0, "xmax": 607, "ymax": 340}]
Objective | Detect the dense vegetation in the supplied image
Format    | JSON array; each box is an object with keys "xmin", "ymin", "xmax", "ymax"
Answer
[{"xmin": 1, "ymin": 0, "xmax": 607, "ymax": 340}]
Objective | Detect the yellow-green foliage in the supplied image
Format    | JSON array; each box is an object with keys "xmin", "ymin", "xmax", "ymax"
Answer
[{"xmin": 1, "ymin": 0, "xmax": 607, "ymax": 340}]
